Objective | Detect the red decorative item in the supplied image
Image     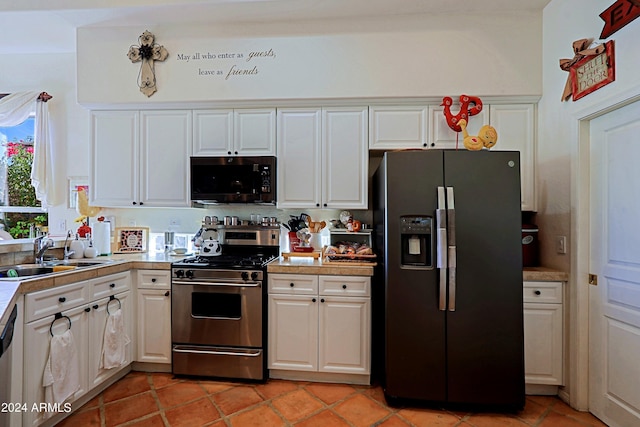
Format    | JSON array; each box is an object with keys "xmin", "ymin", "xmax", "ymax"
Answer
[
  {"xmin": 77, "ymin": 222, "xmax": 92, "ymax": 238},
  {"xmin": 441, "ymin": 95, "xmax": 483, "ymax": 132}
]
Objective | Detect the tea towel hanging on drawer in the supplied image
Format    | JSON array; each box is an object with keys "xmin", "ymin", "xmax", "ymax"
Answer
[
  {"xmin": 101, "ymin": 297, "xmax": 130, "ymax": 369},
  {"xmin": 43, "ymin": 318, "xmax": 80, "ymax": 405}
]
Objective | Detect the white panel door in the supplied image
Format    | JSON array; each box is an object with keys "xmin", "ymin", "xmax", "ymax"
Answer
[
  {"xmin": 87, "ymin": 291, "xmax": 132, "ymax": 388},
  {"xmin": 234, "ymin": 108, "xmax": 276, "ymax": 155},
  {"xmin": 192, "ymin": 109, "xmax": 233, "ymax": 156},
  {"xmin": 489, "ymin": 104, "xmax": 536, "ymax": 211},
  {"xmin": 369, "ymin": 105, "xmax": 428, "ymax": 149},
  {"xmin": 589, "ymin": 100, "xmax": 640, "ymax": 427},
  {"xmin": 136, "ymin": 289, "xmax": 171, "ymax": 363},
  {"xmin": 276, "ymin": 108, "xmax": 321, "ymax": 209},
  {"xmin": 90, "ymin": 110, "xmax": 139, "ymax": 206},
  {"xmin": 429, "ymin": 105, "xmax": 488, "ymax": 149},
  {"xmin": 268, "ymin": 294, "xmax": 318, "ymax": 371},
  {"xmin": 318, "ymin": 296, "xmax": 370, "ymax": 374},
  {"xmin": 23, "ymin": 306, "xmax": 89, "ymax": 427},
  {"xmin": 140, "ymin": 110, "xmax": 192, "ymax": 207},
  {"xmin": 523, "ymin": 302, "xmax": 563, "ymax": 385},
  {"xmin": 322, "ymin": 107, "xmax": 368, "ymax": 209}
]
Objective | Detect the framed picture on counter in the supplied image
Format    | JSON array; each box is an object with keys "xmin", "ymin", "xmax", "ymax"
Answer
[{"xmin": 114, "ymin": 227, "xmax": 149, "ymax": 253}]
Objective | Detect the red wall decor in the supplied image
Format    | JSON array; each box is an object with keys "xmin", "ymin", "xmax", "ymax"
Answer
[
  {"xmin": 600, "ymin": 0, "xmax": 640, "ymax": 39},
  {"xmin": 570, "ymin": 40, "xmax": 615, "ymax": 101}
]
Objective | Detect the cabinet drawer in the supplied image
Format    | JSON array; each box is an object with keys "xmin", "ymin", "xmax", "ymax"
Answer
[
  {"xmin": 319, "ymin": 276, "xmax": 371, "ymax": 297},
  {"xmin": 90, "ymin": 272, "xmax": 131, "ymax": 300},
  {"xmin": 268, "ymin": 274, "xmax": 318, "ymax": 295},
  {"xmin": 523, "ymin": 281, "xmax": 563, "ymax": 304},
  {"xmin": 25, "ymin": 281, "xmax": 88, "ymax": 323},
  {"xmin": 137, "ymin": 270, "xmax": 171, "ymax": 289}
]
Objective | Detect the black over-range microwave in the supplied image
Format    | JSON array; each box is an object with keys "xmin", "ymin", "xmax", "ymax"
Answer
[{"xmin": 190, "ymin": 156, "xmax": 276, "ymax": 205}]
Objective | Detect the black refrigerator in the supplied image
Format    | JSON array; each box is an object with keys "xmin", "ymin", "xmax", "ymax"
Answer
[{"xmin": 372, "ymin": 150, "xmax": 524, "ymax": 410}]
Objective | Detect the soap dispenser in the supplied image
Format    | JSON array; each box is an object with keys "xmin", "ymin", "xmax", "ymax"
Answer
[
  {"xmin": 69, "ymin": 233, "xmax": 85, "ymax": 259},
  {"xmin": 84, "ymin": 234, "xmax": 99, "ymax": 258}
]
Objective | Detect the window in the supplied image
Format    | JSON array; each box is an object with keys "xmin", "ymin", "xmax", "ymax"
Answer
[{"xmin": 0, "ymin": 115, "xmax": 47, "ymax": 238}]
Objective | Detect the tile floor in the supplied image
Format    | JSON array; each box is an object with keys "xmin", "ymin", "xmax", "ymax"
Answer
[{"xmin": 57, "ymin": 372, "xmax": 609, "ymax": 427}]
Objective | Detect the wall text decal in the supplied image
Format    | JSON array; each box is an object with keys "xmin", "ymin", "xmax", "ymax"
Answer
[{"xmin": 175, "ymin": 48, "xmax": 277, "ymax": 80}]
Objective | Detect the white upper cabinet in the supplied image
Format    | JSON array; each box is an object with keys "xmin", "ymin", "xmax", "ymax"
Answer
[
  {"xmin": 192, "ymin": 108, "xmax": 276, "ymax": 156},
  {"xmin": 192, "ymin": 109, "xmax": 233, "ymax": 156},
  {"xmin": 369, "ymin": 105, "xmax": 428, "ymax": 149},
  {"xmin": 90, "ymin": 110, "xmax": 139, "ymax": 207},
  {"xmin": 91, "ymin": 110, "xmax": 192, "ymax": 207},
  {"xmin": 489, "ymin": 104, "xmax": 536, "ymax": 211},
  {"xmin": 428, "ymin": 105, "xmax": 489, "ymax": 149},
  {"xmin": 277, "ymin": 107, "xmax": 368, "ymax": 210},
  {"xmin": 322, "ymin": 107, "xmax": 368, "ymax": 209},
  {"xmin": 276, "ymin": 108, "xmax": 322, "ymax": 209}
]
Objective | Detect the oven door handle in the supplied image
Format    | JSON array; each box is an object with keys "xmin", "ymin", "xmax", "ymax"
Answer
[
  {"xmin": 173, "ymin": 346, "xmax": 262, "ymax": 357},
  {"xmin": 172, "ymin": 280, "xmax": 261, "ymax": 287}
]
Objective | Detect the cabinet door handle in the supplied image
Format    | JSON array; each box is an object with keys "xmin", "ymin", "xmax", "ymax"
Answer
[
  {"xmin": 139, "ymin": 202, "xmax": 144, "ymax": 205},
  {"xmin": 227, "ymin": 151, "xmax": 232, "ymax": 155},
  {"xmin": 316, "ymin": 203, "xmax": 320, "ymax": 207},
  {"xmin": 534, "ymin": 290, "xmax": 541, "ymax": 296},
  {"xmin": 93, "ymin": 304, "xmax": 99, "ymax": 310},
  {"xmin": 320, "ymin": 298, "xmax": 325, "ymax": 303},
  {"xmin": 109, "ymin": 283, "xmax": 115, "ymax": 288},
  {"xmin": 234, "ymin": 151, "xmax": 238, "ymax": 155},
  {"xmin": 132, "ymin": 201, "xmax": 137, "ymax": 205},
  {"xmin": 312, "ymin": 298, "xmax": 316, "ymax": 302},
  {"xmin": 290, "ymin": 283, "xmax": 294, "ymax": 287},
  {"xmin": 165, "ymin": 291, "xmax": 170, "ymax": 297},
  {"xmin": 152, "ymin": 278, "xmax": 157, "ymax": 283},
  {"xmin": 342, "ymin": 284, "xmax": 347, "ymax": 289},
  {"xmin": 84, "ymin": 307, "xmax": 91, "ymax": 313},
  {"xmin": 58, "ymin": 297, "xmax": 66, "ymax": 303}
]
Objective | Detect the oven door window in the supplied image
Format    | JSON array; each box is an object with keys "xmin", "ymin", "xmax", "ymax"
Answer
[{"xmin": 192, "ymin": 292, "xmax": 241, "ymax": 319}]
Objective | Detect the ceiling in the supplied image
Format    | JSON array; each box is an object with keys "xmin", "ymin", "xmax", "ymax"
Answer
[{"xmin": 0, "ymin": 0, "xmax": 553, "ymax": 54}]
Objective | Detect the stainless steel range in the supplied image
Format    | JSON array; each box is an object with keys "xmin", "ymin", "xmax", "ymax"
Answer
[{"xmin": 171, "ymin": 224, "xmax": 280, "ymax": 381}]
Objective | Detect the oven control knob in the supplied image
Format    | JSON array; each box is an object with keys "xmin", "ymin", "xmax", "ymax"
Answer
[
  {"xmin": 175, "ymin": 270, "xmax": 185, "ymax": 278},
  {"xmin": 241, "ymin": 271, "xmax": 249, "ymax": 281},
  {"xmin": 186, "ymin": 270, "xmax": 195, "ymax": 279},
  {"xmin": 251, "ymin": 272, "xmax": 259, "ymax": 281}
]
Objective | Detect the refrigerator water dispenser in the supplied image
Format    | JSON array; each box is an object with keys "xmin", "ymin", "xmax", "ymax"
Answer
[{"xmin": 400, "ymin": 216, "xmax": 432, "ymax": 268}]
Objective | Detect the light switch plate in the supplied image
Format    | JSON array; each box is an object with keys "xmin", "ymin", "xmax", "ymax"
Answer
[{"xmin": 556, "ymin": 236, "xmax": 567, "ymax": 254}]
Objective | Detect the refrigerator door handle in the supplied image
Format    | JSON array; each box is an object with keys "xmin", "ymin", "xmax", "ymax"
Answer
[
  {"xmin": 447, "ymin": 187, "xmax": 457, "ymax": 311},
  {"xmin": 437, "ymin": 186, "xmax": 447, "ymax": 311}
]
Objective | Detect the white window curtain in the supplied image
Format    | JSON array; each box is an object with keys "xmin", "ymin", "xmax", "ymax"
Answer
[{"xmin": 0, "ymin": 91, "xmax": 57, "ymax": 207}]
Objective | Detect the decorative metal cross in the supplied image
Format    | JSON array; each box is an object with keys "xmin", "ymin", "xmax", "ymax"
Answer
[{"xmin": 127, "ymin": 31, "xmax": 169, "ymax": 97}]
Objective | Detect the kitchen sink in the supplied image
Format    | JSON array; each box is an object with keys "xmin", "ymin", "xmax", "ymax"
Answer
[
  {"xmin": 0, "ymin": 260, "xmax": 114, "ymax": 280},
  {"xmin": 0, "ymin": 265, "xmax": 55, "ymax": 279}
]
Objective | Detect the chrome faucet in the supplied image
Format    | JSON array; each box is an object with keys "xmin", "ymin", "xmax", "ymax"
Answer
[
  {"xmin": 63, "ymin": 230, "xmax": 75, "ymax": 260},
  {"xmin": 34, "ymin": 235, "xmax": 55, "ymax": 264}
]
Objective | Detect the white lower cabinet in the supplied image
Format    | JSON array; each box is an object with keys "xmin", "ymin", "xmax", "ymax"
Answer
[
  {"xmin": 523, "ymin": 281, "xmax": 564, "ymax": 389},
  {"xmin": 23, "ymin": 272, "xmax": 132, "ymax": 427},
  {"xmin": 135, "ymin": 270, "xmax": 172, "ymax": 364},
  {"xmin": 268, "ymin": 274, "xmax": 371, "ymax": 383}
]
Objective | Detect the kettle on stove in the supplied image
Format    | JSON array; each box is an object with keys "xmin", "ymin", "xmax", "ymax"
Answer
[
  {"xmin": 200, "ymin": 237, "xmax": 222, "ymax": 256},
  {"xmin": 194, "ymin": 227, "xmax": 222, "ymax": 256}
]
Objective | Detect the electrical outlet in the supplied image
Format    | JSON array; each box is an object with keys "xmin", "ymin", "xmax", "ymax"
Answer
[
  {"xmin": 556, "ymin": 236, "xmax": 567, "ymax": 254},
  {"xmin": 57, "ymin": 219, "xmax": 66, "ymax": 232},
  {"xmin": 169, "ymin": 218, "xmax": 181, "ymax": 227}
]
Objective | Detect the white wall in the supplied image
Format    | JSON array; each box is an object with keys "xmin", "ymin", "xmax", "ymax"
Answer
[
  {"xmin": 2, "ymin": 11, "xmax": 544, "ymax": 237},
  {"xmin": 77, "ymin": 12, "xmax": 542, "ymax": 105},
  {"xmin": 540, "ymin": 0, "xmax": 640, "ymax": 410}
]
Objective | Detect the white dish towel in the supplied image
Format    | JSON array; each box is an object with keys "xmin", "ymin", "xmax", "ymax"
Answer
[
  {"xmin": 43, "ymin": 329, "xmax": 80, "ymax": 405},
  {"xmin": 101, "ymin": 307, "xmax": 130, "ymax": 369}
]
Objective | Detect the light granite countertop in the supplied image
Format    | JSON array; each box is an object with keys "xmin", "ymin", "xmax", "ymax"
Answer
[
  {"xmin": 267, "ymin": 257, "xmax": 376, "ymax": 276},
  {"xmin": 0, "ymin": 243, "xmax": 568, "ymax": 331},
  {"xmin": 0, "ymin": 252, "xmax": 177, "ymax": 332}
]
